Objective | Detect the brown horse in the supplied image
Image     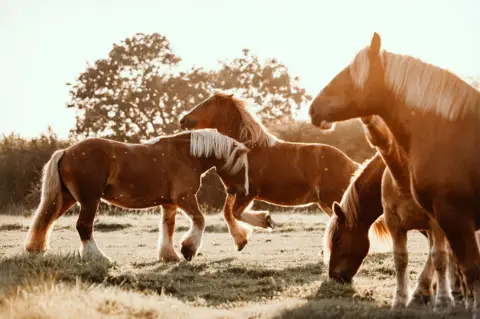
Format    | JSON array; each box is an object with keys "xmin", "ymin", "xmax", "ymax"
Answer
[
  {"xmin": 325, "ymin": 149, "xmax": 465, "ymax": 307},
  {"xmin": 180, "ymin": 91, "xmax": 359, "ymax": 250},
  {"xmin": 363, "ymin": 115, "xmax": 456, "ymax": 309},
  {"xmin": 323, "ymin": 152, "xmax": 389, "ymax": 282},
  {"xmin": 24, "ymin": 129, "xmax": 250, "ymax": 262},
  {"xmin": 309, "ymin": 32, "xmax": 480, "ymax": 314}
]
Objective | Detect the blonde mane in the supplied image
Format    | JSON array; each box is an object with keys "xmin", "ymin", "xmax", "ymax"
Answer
[
  {"xmin": 350, "ymin": 47, "xmax": 480, "ymax": 121},
  {"xmin": 322, "ymin": 154, "xmax": 391, "ymax": 265},
  {"xmin": 190, "ymin": 129, "xmax": 250, "ymax": 194},
  {"xmin": 214, "ymin": 91, "xmax": 279, "ymax": 147}
]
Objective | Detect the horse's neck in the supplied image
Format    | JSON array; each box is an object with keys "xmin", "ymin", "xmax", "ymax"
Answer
[
  {"xmin": 212, "ymin": 119, "xmax": 243, "ymax": 144},
  {"xmin": 361, "ymin": 117, "xmax": 410, "ymax": 189},
  {"xmin": 357, "ymin": 156, "xmax": 387, "ymax": 228}
]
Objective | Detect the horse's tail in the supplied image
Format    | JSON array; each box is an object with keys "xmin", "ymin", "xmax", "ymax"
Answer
[
  {"xmin": 25, "ymin": 149, "xmax": 66, "ymax": 251},
  {"xmin": 368, "ymin": 215, "xmax": 392, "ymax": 246},
  {"xmin": 39, "ymin": 149, "xmax": 65, "ymax": 212}
]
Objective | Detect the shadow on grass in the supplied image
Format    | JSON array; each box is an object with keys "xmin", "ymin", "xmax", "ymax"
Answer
[
  {"xmin": 107, "ymin": 261, "xmax": 324, "ymax": 305},
  {"xmin": 270, "ymin": 297, "xmax": 471, "ymax": 319},
  {"xmin": 0, "ymin": 253, "xmax": 324, "ymax": 306},
  {"xmin": 94, "ymin": 222, "xmax": 132, "ymax": 232},
  {"xmin": 0, "ymin": 223, "xmax": 27, "ymax": 232},
  {"xmin": 270, "ymin": 278, "xmax": 472, "ymax": 319}
]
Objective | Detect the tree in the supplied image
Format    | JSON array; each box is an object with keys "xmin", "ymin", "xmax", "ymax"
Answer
[
  {"xmin": 214, "ymin": 49, "xmax": 311, "ymax": 123},
  {"xmin": 67, "ymin": 33, "xmax": 311, "ymax": 142}
]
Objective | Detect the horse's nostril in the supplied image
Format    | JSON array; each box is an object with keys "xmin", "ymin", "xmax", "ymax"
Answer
[
  {"xmin": 309, "ymin": 106, "xmax": 315, "ymax": 117},
  {"xmin": 180, "ymin": 117, "xmax": 186, "ymax": 124}
]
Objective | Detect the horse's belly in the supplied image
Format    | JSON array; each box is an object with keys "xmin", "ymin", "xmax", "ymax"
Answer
[
  {"xmin": 102, "ymin": 183, "xmax": 172, "ymax": 209},
  {"xmin": 258, "ymin": 184, "xmax": 316, "ymax": 206}
]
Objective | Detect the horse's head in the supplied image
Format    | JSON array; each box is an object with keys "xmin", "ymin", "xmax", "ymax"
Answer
[
  {"xmin": 324, "ymin": 202, "xmax": 370, "ymax": 284},
  {"xmin": 309, "ymin": 32, "xmax": 388, "ymax": 130},
  {"xmin": 180, "ymin": 92, "xmax": 235, "ymax": 132}
]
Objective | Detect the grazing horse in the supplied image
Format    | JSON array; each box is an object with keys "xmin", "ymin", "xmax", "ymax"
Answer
[
  {"xmin": 323, "ymin": 152, "xmax": 389, "ymax": 283},
  {"xmin": 326, "ymin": 149, "xmax": 464, "ymax": 306},
  {"xmin": 308, "ymin": 32, "xmax": 480, "ymax": 314},
  {"xmin": 180, "ymin": 91, "xmax": 358, "ymax": 250},
  {"xmin": 24, "ymin": 129, "xmax": 250, "ymax": 262}
]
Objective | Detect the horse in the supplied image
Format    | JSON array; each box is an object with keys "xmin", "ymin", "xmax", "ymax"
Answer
[
  {"xmin": 323, "ymin": 152, "xmax": 389, "ymax": 283},
  {"xmin": 308, "ymin": 32, "xmax": 480, "ymax": 314},
  {"xmin": 364, "ymin": 115, "xmax": 457, "ymax": 309},
  {"xmin": 180, "ymin": 91, "xmax": 359, "ymax": 250},
  {"xmin": 325, "ymin": 149, "xmax": 465, "ymax": 307},
  {"xmin": 24, "ymin": 129, "xmax": 250, "ymax": 262}
]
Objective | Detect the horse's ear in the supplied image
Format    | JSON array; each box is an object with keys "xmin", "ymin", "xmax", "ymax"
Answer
[
  {"xmin": 228, "ymin": 93, "xmax": 234, "ymax": 98},
  {"xmin": 369, "ymin": 32, "xmax": 381, "ymax": 55},
  {"xmin": 332, "ymin": 202, "xmax": 346, "ymax": 221}
]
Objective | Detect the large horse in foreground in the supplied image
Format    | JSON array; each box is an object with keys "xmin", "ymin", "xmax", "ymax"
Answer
[
  {"xmin": 309, "ymin": 32, "xmax": 480, "ymax": 315},
  {"xmin": 24, "ymin": 129, "xmax": 250, "ymax": 262},
  {"xmin": 180, "ymin": 92, "xmax": 359, "ymax": 250},
  {"xmin": 326, "ymin": 117, "xmax": 464, "ymax": 309}
]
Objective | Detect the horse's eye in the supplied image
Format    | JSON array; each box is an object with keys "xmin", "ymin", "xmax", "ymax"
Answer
[{"xmin": 333, "ymin": 235, "xmax": 342, "ymax": 244}]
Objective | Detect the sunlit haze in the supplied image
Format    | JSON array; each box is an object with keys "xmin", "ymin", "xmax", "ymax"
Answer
[{"xmin": 1, "ymin": 0, "xmax": 479, "ymax": 138}]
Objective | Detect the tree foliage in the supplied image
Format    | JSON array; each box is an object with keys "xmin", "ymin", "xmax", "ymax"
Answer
[
  {"xmin": 67, "ymin": 33, "xmax": 311, "ymax": 142},
  {"xmin": 214, "ymin": 49, "xmax": 310, "ymax": 122}
]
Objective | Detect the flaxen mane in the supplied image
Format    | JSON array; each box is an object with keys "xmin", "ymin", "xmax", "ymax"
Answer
[
  {"xmin": 214, "ymin": 91, "xmax": 279, "ymax": 147},
  {"xmin": 145, "ymin": 129, "xmax": 250, "ymax": 194},
  {"xmin": 350, "ymin": 47, "xmax": 480, "ymax": 121},
  {"xmin": 322, "ymin": 155, "xmax": 390, "ymax": 265},
  {"xmin": 339, "ymin": 156, "xmax": 377, "ymax": 227}
]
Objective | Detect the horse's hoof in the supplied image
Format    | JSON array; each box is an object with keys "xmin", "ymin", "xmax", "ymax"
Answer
[
  {"xmin": 409, "ymin": 292, "xmax": 432, "ymax": 307},
  {"xmin": 266, "ymin": 215, "xmax": 275, "ymax": 229},
  {"xmin": 237, "ymin": 240, "xmax": 248, "ymax": 251},
  {"xmin": 434, "ymin": 295, "xmax": 455, "ymax": 311},
  {"xmin": 392, "ymin": 298, "xmax": 408, "ymax": 309},
  {"xmin": 451, "ymin": 290, "xmax": 464, "ymax": 302},
  {"xmin": 159, "ymin": 251, "xmax": 181, "ymax": 262},
  {"xmin": 181, "ymin": 246, "xmax": 195, "ymax": 261}
]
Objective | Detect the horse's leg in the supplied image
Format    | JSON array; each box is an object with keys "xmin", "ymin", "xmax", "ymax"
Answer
[
  {"xmin": 433, "ymin": 201, "xmax": 480, "ymax": 313},
  {"xmin": 223, "ymin": 193, "xmax": 253, "ymax": 251},
  {"xmin": 232, "ymin": 194, "xmax": 274, "ymax": 229},
  {"xmin": 25, "ymin": 188, "xmax": 76, "ymax": 253},
  {"xmin": 157, "ymin": 204, "xmax": 180, "ymax": 262},
  {"xmin": 410, "ymin": 230, "xmax": 434, "ymax": 306},
  {"xmin": 448, "ymin": 247, "xmax": 466, "ymax": 302},
  {"xmin": 176, "ymin": 193, "xmax": 205, "ymax": 261},
  {"xmin": 385, "ymin": 209, "xmax": 410, "ymax": 308},
  {"xmin": 430, "ymin": 226, "xmax": 455, "ymax": 310},
  {"xmin": 76, "ymin": 199, "xmax": 110, "ymax": 261}
]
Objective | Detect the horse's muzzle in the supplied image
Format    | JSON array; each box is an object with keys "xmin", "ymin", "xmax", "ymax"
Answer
[{"xmin": 329, "ymin": 270, "xmax": 353, "ymax": 284}]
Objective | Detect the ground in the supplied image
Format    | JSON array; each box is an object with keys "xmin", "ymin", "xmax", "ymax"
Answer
[{"xmin": 0, "ymin": 211, "xmax": 471, "ymax": 318}]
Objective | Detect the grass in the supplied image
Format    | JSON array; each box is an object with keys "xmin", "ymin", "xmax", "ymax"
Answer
[{"xmin": 0, "ymin": 212, "xmax": 472, "ymax": 318}]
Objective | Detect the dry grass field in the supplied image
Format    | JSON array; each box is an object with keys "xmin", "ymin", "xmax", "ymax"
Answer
[{"xmin": 0, "ymin": 211, "xmax": 472, "ymax": 318}]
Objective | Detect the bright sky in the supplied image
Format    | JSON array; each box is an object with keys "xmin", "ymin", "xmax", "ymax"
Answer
[{"xmin": 1, "ymin": 0, "xmax": 479, "ymax": 138}]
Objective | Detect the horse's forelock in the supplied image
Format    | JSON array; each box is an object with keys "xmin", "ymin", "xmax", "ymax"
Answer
[{"xmin": 349, "ymin": 47, "xmax": 371, "ymax": 89}]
